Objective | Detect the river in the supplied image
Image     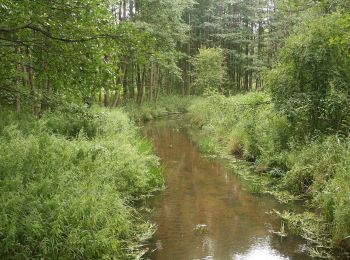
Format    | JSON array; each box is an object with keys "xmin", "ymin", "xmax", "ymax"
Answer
[{"xmin": 144, "ymin": 119, "xmax": 310, "ymax": 260}]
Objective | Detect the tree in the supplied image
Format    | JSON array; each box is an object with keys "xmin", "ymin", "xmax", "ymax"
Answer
[
  {"xmin": 267, "ymin": 13, "xmax": 350, "ymax": 137},
  {"xmin": 191, "ymin": 47, "xmax": 226, "ymax": 94}
]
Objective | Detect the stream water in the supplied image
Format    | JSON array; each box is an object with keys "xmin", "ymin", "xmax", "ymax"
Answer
[{"xmin": 144, "ymin": 119, "xmax": 310, "ymax": 260}]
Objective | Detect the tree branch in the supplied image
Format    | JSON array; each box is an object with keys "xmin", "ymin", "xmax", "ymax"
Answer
[{"xmin": 1, "ymin": 23, "xmax": 120, "ymax": 43}]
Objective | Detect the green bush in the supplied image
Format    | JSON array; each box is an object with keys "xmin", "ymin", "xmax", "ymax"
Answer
[
  {"xmin": 43, "ymin": 104, "xmax": 101, "ymax": 139},
  {"xmin": 0, "ymin": 108, "xmax": 163, "ymax": 259},
  {"xmin": 267, "ymin": 13, "xmax": 350, "ymax": 138},
  {"xmin": 284, "ymin": 137, "xmax": 343, "ymax": 196},
  {"xmin": 281, "ymin": 137, "xmax": 350, "ymax": 249}
]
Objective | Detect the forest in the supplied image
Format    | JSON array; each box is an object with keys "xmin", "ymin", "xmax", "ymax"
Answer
[{"xmin": 0, "ymin": 0, "xmax": 350, "ymax": 259}]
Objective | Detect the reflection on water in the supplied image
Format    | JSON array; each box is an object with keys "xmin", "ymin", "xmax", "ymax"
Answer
[
  {"xmin": 144, "ymin": 120, "xmax": 310, "ymax": 260},
  {"xmin": 234, "ymin": 237, "xmax": 289, "ymax": 260}
]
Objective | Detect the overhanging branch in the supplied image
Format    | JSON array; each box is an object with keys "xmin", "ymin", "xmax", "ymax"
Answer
[{"xmin": 0, "ymin": 23, "xmax": 120, "ymax": 43}]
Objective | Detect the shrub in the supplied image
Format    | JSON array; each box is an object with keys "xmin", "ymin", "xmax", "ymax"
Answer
[{"xmin": 267, "ymin": 13, "xmax": 350, "ymax": 138}]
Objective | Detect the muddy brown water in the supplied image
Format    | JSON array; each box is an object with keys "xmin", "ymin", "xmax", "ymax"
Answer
[{"xmin": 144, "ymin": 119, "xmax": 311, "ymax": 260}]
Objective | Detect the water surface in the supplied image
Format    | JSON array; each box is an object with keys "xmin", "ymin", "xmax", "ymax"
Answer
[{"xmin": 144, "ymin": 119, "xmax": 310, "ymax": 260}]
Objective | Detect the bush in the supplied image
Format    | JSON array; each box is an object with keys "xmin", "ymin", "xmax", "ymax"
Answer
[
  {"xmin": 284, "ymin": 137, "xmax": 343, "ymax": 196},
  {"xmin": 0, "ymin": 108, "xmax": 163, "ymax": 259},
  {"xmin": 43, "ymin": 103, "xmax": 101, "ymax": 139},
  {"xmin": 267, "ymin": 13, "xmax": 350, "ymax": 138}
]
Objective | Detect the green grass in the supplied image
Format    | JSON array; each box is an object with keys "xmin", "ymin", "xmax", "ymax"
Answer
[{"xmin": 0, "ymin": 105, "xmax": 164, "ymax": 259}]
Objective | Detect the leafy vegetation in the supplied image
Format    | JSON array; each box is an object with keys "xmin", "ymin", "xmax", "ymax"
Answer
[
  {"xmin": 1, "ymin": 0, "xmax": 350, "ymax": 258},
  {"xmin": 268, "ymin": 13, "xmax": 350, "ymax": 138},
  {"xmin": 191, "ymin": 47, "xmax": 226, "ymax": 94},
  {"xmin": 0, "ymin": 107, "xmax": 163, "ymax": 259}
]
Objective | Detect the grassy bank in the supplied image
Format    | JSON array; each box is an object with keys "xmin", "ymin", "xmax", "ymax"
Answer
[
  {"xmin": 186, "ymin": 93, "xmax": 350, "ymax": 257},
  {"xmin": 124, "ymin": 95, "xmax": 194, "ymax": 122},
  {"xmin": 0, "ymin": 105, "xmax": 163, "ymax": 259}
]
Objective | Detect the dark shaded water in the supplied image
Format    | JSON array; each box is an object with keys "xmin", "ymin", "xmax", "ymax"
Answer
[{"xmin": 144, "ymin": 119, "xmax": 310, "ymax": 260}]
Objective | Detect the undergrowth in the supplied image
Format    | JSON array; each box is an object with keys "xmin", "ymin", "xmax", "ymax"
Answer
[{"xmin": 0, "ymin": 105, "xmax": 164, "ymax": 259}]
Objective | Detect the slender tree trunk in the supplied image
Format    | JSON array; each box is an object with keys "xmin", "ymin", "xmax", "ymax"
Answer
[
  {"xmin": 244, "ymin": 33, "xmax": 249, "ymax": 91},
  {"xmin": 98, "ymin": 90, "xmax": 102, "ymax": 103},
  {"xmin": 104, "ymin": 89, "xmax": 109, "ymax": 107},
  {"xmin": 112, "ymin": 75, "xmax": 121, "ymax": 107},
  {"xmin": 118, "ymin": 1, "xmax": 122, "ymax": 21},
  {"xmin": 16, "ymin": 48, "xmax": 21, "ymax": 113},
  {"xmin": 41, "ymin": 76, "xmax": 49, "ymax": 111},
  {"xmin": 129, "ymin": 63, "xmax": 135, "ymax": 99},
  {"xmin": 123, "ymin": 0, "xmax": 127, "ymax": 19},
  {"xmin": 136, "ymin": 64, "xmax": 143, "ymax": 104},
  {"xmin": 129, "ymin": 0, "xmax": 134, "ymax": 18},
  {"xmin": 122, "ymin": 61, "xmax": 129, "ymax": 104},
  {"xmin": 140, "ymin": 66, "xmax": 145, "ymax": 104},
  {"xmin": 113, "ymin": 91, "xmax": 120, "ymax": 107},
  {"xmin": 26, "ymin": 47, "xmax": 37, "ymax": 116}
]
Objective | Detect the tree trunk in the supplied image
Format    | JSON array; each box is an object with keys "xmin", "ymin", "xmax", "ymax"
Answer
[
  {"xmin": 104, "ymin": 89, "xmax": 109, "ymax": 107},
  {"xmin": 98, "ymin": 90, "xmax": 102, "ymax": 103},
  {"xmin": 113, "ymin": 91, "xmax": 120, "ymax": 107},
  {"xmin": 16, "ymin": 50, "xmax": 21, "ymax": 113},
  {"xmin": 26, "ymin": 47, "xmax": 37, "ymax": 116},
  {"xmin": 41, "ymin": 77, "xmax": 50, "ymax": 111},
  {"xmin": 136, "ymin": 65, "xmax": 143, "ymax": 104},
  {"xmin": 122, "ymin": 61, "xmax": 129, "ymax": 104}
]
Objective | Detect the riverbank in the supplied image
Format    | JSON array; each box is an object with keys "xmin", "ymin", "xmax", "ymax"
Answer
[
  {"xmin": 128, "ymin": 94, "xmax": 350, "ymax": 258},
  {"xmin": 143, "ymin": 118, "xmax": 311, "ymax": 259},
  {"xmin": 124, "ymin": 95, "xmax": 194, "ymax": 122},
  {"xmin": 186, "ymin": 93, "xmax": 350, "ymax": 258},
  {"xmin": 0, "ymin": 106, "xmax": 164, "ymax": 259}
]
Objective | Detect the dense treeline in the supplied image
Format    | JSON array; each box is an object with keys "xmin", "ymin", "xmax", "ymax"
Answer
[
  {"xmin": 3, "ymin": 0, "xmax": 348, "ymax": 113},
  {"xmin": 2, "ymin": 0, "xmax": 349, "ymax": 107},
  {"xmin": 0, "ymin": 0, "xmax": 193, "ymax": 114}
]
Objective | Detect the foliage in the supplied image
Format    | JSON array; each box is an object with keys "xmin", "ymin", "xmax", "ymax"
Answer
[
  {"xmin": 191, "ymin": 47, "xmax": 227, "ymax": 94},
  {"xmin": 267, "ymin": 13, "xmax": 350, "ymax": 138},
  {"xmin": 0, "ymin": 107, "xmax": 163, "ymax": 259},
  {"xmin": 0, "ymin": 0, "xmax": 194, "ymax": 111},
  {"xmin": 188, "ymin": 92, "xmax": 290, "ymax": 164}
]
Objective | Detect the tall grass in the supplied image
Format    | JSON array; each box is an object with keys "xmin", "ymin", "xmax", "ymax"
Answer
[
  {"xmin": 188, "ymin": 93, "xmax": 291, "ymax": 164},
  {"xmin": 0, "ymin": 106, "xmax": 163, "ymax": 259}
]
